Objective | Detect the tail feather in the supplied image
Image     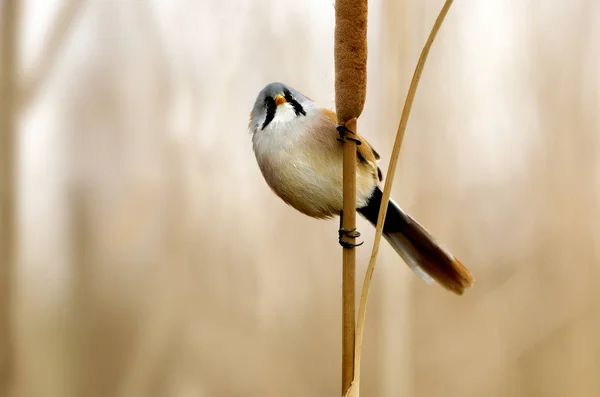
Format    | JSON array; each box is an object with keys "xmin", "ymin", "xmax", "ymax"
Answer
[{"xmin": 358, "ymin": 187, "xmax": 473, "ymax": 295}]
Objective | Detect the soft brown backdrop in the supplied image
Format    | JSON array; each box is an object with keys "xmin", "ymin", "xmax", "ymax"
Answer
[{"xmin": 1, "ymin": 1, "xmax": 600, "ymax": 396}]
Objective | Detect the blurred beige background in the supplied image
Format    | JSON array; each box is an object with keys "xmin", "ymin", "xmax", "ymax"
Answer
[{"xmin": 2, "ymin": 0, "xmax": 600, "ymax": 396}]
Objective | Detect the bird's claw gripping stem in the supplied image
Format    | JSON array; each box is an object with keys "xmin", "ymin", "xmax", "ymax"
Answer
[
  {"xmin": 339, "ymin": 227, "xmax": 363, "ymax": 248},
  {"xmin": 337, "ymin": 125, "xmax": 362, "ymax": 145},
  {"xmin": 338, "ymin": 211, "xmax": 363, "ymax": 248}
]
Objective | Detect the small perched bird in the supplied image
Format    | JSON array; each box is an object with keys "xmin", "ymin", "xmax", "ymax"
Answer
[{"xmin": 248, "ymin": 82, "xmax": 473, "ymax": 295}]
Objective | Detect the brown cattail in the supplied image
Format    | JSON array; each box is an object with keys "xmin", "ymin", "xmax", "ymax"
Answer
[{"xmin": 334, "ymin": 0, "xmax": 369, "ymax": 395}]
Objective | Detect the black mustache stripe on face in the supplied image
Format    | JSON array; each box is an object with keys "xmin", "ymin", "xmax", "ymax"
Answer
[
  {"xmin": 283, "ymin": 89, "xmax": 306, "ymax": 117},
  {"xmin": 261, "ymin": 90, "xmax": 306, "ymax": 130},
  {"xmin": 261, "ymin": 96, "xmax": 276, "ymax": 130}
]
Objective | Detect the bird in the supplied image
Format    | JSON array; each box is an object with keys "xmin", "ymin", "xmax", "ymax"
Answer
[{"xmin": 248, "ymin": 82, "xmax": 473, "ymax": 295}]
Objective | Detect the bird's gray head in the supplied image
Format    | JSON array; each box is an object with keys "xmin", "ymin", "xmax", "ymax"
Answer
[{"xmin": 249, "ymin": 82, "xmax": 313, "ymax": 133}]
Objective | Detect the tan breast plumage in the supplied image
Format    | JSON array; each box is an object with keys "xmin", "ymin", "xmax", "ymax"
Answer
[{"xmin": 253, "ymin": 106, "xmax": 380, "ymax": 219}]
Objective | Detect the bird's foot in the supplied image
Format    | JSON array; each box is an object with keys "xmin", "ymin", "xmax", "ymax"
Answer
[
  {"xmin": 337, "ymin": 125, "xmax": 362, "ymax": 145},
  {"xmin": 338, "ymin": 227, "xmax": 364, "ymax": 249}
]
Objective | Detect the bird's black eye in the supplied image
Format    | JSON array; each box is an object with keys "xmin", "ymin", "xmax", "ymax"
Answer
[
  {"xmin": 283, "ymin": 89, "xmax": 306, "ymax": 117},
  {"xmin": 261, "ymin": 96, "xmax": 276, "ymax": 130}
]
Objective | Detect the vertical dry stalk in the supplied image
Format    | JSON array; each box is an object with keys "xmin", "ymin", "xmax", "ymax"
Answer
[
  {"xmin": 341, "ymin": 117, "xmax": 358, "ymax": 394},
  {"xmin": 334, "ymin": 0, "xmax": 368, "ymax": 394},
  {"xmin": 19, "ymin": 0, "xmax": 84, "ymax": 110},
  {"xmin": 349, "ymin": 0, "xmax": 456, "ymax": 395},
  {"xmin": 0, "ymin": 0, "xmax": 18, "ymax": 394}
]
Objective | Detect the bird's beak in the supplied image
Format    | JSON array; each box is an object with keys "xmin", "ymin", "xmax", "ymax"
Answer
[{"xmin": 275, "ymin": 94, "xmax": 287, "ymax": 106}]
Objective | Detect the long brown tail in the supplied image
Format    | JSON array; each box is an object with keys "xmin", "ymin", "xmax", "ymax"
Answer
[{"xmin": 358, "ymin": 187, "xmax": 473, "ymax": 295}]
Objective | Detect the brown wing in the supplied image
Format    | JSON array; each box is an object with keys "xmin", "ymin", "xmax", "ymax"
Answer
[
  {"xmin": 322, "ymin": 109, "xmax": 383, "ymax": 181},
  {"xmin": 356, "ymin": 133, "xmax": 383, "ymax": 181}
]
